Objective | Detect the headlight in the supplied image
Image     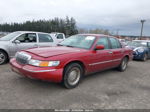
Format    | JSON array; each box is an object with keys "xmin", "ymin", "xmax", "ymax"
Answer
[
  {"xmin": 137, "ymin": 48, "xmax": 145, "ymax": 53},
  {"xmin": 15, "ymin": 51, "xmax": 31, "ymax": 59},
  {"xmin": 28, "ymin": 59, "xmax": 60, "ymax": 67}
]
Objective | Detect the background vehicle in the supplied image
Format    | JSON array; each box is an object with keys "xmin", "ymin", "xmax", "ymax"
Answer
[
  {"xmin": 119, "ymin": 39, "xmax": 126, "ymax": 43},
  {"xmin": 0, "ymin": 31, "xmax": 57, "ymax": 65},
  {"xmin": 119, "ymin": 39, "xmax": 130, "ymax": 46},
  {"xmin": 10, "ymin": 34, "xmax": 133, "ymax": 89},
  {"xmin": 50, "ymin": 32, "xmax": 66, "ymax": 43},
  {"xmin": 126, "ymin": 40, "xmax": 150, "ymax": 61}
]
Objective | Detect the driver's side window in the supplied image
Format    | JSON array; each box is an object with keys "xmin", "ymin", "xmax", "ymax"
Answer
[
  {"xmin": 16, "ymin": 33, "xmax": 37, "ymax": 43},
  {"xmin": 97, "ymin": 37, "xmax": 110, "ymax": 49}
]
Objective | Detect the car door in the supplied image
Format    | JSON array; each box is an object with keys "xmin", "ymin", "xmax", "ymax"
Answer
[
  {"xmin": 108, "ymin": 37, "xmax": 124, "ymax": 67},
  {"xmin": 89, "ymin": 37, "xmax": 113, "ymax": 72},
  {"xmin": 12, "ymin": 33, "xmax": 38, "ymax": 56},
  {"xmin": 38, "ymin": 33, "xmax": 56, "ymax": 47}
]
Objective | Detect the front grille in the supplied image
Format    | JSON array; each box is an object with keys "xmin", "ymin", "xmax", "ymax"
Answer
[{"xmin": 16, "ymin": 52, "xmax": 31, "ymax": 65}]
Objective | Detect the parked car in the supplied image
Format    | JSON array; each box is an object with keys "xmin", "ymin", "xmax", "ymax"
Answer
[
  {"xmin": 10, "ymin": 34, "xmax": 133, "ymax": 89},
  {"xmin": 119, "ymin": 39, "xmax": 129, "ymax": 46},
  {"xmin": 119, "ymin": 39, "xmax": 126, "ymax": 43},
  {"xmin": 0, "ymin": 31, "xmax": 57, "ymax": 65},
  {"xmin": 50, "ymin": 32, "xmax": 66, "ymax": 43},
  {"xmin": 126, "ymin": 40, "xmax": 150, "ymax": 61}
]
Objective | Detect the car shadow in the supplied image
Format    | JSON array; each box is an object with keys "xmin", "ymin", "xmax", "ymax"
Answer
[
  {"xmin": 13, "ymin": 66, "xmax": 131, "ymax": 91},
  {"xmin": 13, "ymin": 68, "xmax": 115, "ymax": 91},
  {"xmin": 133, "ymin": 59, "xmax": 142, "ymax": 62},
  {"xmin": 15, "ymin": 75, "xmax": 65, "ymax": 92},
  {"xmin": 84, "ymin": 68, "xmax": 118, "ymax": 78}
]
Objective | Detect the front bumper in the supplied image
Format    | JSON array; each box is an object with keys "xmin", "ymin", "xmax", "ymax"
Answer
[
  {"xmin": 133, "ymin": 51, "xmax": 144, "ymax": 60},
  {"xmin": 10, "ymin": 58, "xmax": 63, "ymax": 83}
]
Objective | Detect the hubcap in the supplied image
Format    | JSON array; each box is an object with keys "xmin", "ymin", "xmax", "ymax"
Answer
[
  {"xmin": 68, "ymin": 67, "xmax": 81, "ymax": 86},
  {"xmin": 122, "ymin": 58, "xmax": 127, "ymax": 70},
  {"xmin": 0, "ymin": 52, "xmax": 5, "ymax": 64}
]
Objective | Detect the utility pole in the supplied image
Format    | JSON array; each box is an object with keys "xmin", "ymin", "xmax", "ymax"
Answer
[
  {"xmin": 116, "ymin": 29, "xmax": 120, "ymax": 38},
  {"xmin": 140, "ymin": 20, "xmax": 146, "ymax": 40},
  {"xmin": 116, "ymin": 29, "xmax": 120, "ymax": 36}
]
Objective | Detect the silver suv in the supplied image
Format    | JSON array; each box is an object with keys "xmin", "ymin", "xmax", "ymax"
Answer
[{"xmin": 0, "ymin": 31, "xmax": 57, "ymax": 65}]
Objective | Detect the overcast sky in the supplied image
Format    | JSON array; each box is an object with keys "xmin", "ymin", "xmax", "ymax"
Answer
[{"xmin": 0, "ymin": 0, "xmax": 150, "ymax": 36}]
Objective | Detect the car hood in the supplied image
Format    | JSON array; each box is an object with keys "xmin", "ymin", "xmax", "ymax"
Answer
[
  {"xmin": 25, "ymin": 46, "xmax": 85, "ymax": 58},
  {"xmin": 126, "ymin": 46, "xmax": 146, "ymax": 51},
  {"xmin": 126, "ymin": 46, "xmax": 137, "ymax": 50}
]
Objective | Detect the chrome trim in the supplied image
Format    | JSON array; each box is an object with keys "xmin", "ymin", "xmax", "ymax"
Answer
[
  {"xmin": 89, "ymin": 59, "xmax": 121, "ymax": 66},
  {"xmin": 22, "ymin": 67, "xmax": 56, "ymax": 73}
]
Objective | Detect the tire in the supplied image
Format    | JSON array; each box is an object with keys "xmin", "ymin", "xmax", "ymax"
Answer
[
  {"xmin": 142, "ymin": 53, "xmax": 148, "ymax": 61},
  {"xmin": 62, "ymin": 63, "xmax": 83, "ymax": 89},
  {"xmin": 118, "ymin": 57, "xmax": 129, "ymax": 72},
  {"xmin": 0, "ymin": 50, "xmax": 8, "ymax": 65}
]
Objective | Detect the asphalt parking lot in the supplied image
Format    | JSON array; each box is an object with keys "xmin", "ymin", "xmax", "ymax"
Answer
[{"xmin": 0, "ymin": 60, "xmax": 150, "ymax": 109}]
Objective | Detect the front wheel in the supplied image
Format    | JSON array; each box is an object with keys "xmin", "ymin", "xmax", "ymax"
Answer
[
  {"xmin": 0, "ymin": 50, "xmax": 8, "ymax": 65},
  {"xmin": 117, "ymin": 57, "xmax": 129, "ymax": 72},
  {"xmin": 62, "ymin": 63, "xmax": 83, "ymax": 89},
  {"xmin": 142, "ymin": 53, "xmax": 148, "ymax": 61}
]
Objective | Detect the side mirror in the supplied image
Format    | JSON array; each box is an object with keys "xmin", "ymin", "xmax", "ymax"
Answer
[
  {"xmin": 95, "ymin": 45, "xmax": 105, "ymax": 50},
  {"xmin": 13, "ymin": 40, "xmax": 20, "ymax": 44}
]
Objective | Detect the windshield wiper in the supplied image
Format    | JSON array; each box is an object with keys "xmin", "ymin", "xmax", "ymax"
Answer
[
  {"xmin": 57, "ymin": 44, "xmax": 64, "ymax": 46},
  {"xmin": 57, "ymin": 44, "xmax": 74, "ymax": 48},
  {"xmin": 66, "ymin": 45, "xmax": 74, "ymax": 48}
]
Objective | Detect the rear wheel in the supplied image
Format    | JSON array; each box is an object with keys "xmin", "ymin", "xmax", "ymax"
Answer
[
  {"xmin": 142, "ymin": 53, "xmax": 148, "ymax": 61},
  {"xmin": 118, "ymin": 57, "xmax": 129, "ymax": 72},
  {"xmin": 62, "ymin": 63, "xmax": 83, "ymax": 89},
  {"xmin": 0, "ymin": 50, "xmax": 8, "ymax": 65}
]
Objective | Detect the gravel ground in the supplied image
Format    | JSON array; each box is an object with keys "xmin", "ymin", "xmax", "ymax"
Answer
[{"xmin": 0, "ymin": 60, "xmax": 150, "ymax": 109}]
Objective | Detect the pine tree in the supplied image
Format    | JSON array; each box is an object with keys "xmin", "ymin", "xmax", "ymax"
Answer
[{"xmin": 0, "ymin": 17, "xmax": 78, "ymax": 36}]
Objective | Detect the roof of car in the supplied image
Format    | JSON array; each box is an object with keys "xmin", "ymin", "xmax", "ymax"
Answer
[
  {"xmin": 78, "ymin": 34, "xmax": 113, "ymax": 37},
  {"xmin": 51, "ymin": 32, "xmax": 64, "ymax": 34},
  {"xmin": 15, "ymin": 31, "xmax": 50, "ymax": 34}
]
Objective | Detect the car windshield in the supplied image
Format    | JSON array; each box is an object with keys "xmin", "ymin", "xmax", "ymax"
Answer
[
  {"xmin": 127, "ymin": 41, "xmax": 147, "ymax": 47},
  {"xmin": 59, "ymin": 35, "xmax": 96, "ymax": 49},
  {"xmin": 0, "ymin": 32, "xmax": 21, "ymax": 41}
]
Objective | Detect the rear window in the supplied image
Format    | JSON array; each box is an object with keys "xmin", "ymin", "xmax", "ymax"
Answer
[{"xmin": 38, "ymin": 34, "xmax": 53, "ymax": 42}]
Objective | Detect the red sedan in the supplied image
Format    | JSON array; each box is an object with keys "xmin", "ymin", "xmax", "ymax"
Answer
[{"xmin": 10, "ymin": 34, "xmax": 133, "ymax": 89}]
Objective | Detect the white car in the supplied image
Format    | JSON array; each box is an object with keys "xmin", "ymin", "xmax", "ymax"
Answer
[
  {"xmin": 50, "ymin": 32, "xmax": 66, "ymax": 43},
  {"xmin": 0, "ymin": 31, "xmax": 57, "ymax": 64}
]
